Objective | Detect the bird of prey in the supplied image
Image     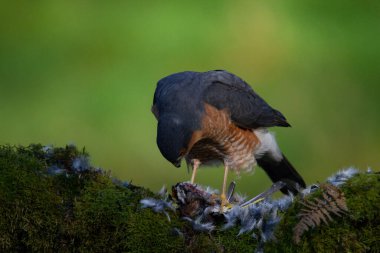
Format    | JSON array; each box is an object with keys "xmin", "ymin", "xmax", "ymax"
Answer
[{"xmin": 152, "ymin": 70, "xmax": 306, "ymax": 206}]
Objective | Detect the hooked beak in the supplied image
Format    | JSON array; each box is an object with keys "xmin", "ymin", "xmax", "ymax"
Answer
[{"xmin": 173, "ymin": 157, "xmax": 183, "ymax": 168}]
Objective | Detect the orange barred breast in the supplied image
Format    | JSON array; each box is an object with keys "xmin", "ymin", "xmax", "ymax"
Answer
[{"xmin": 186, "ymin": 103, "xmax": 260, "ymax": 172}]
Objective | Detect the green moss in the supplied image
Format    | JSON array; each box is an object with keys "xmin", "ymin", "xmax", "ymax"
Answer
[
  {"xmin": 186, "ymin": 233, "xmax": 221, "ymax": 253},
  {"xmin": 0, "ymin": 144, "xmax": 378, "ymax": 252},
  {"xmin": 265, "ymin": 173, "xmax": 380, "ymax": 253},
  {"xmin": 0, "ymin": 145, "xmax": 62, "ymax": 251},
  {"xmin": 214, "ymin": 227, "xmax": 259, "ymax": 252},
  {"xmin": 70, "ymin": 178, "xmax": 132, "ymax": 251},
  {"xmin": 0, "ymin": 145, "xmax": 184, "ymax": 252},
  {"xmin": 125, "ymin": 209, "xmax": 185, "ymax": 253}
]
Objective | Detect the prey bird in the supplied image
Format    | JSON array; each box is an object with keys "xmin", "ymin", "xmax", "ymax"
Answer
[{"xmin": 152, "ymin": 70, "xmax": 306, "ymax": 206}]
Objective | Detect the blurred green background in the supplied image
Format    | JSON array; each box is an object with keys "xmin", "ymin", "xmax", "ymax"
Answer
[{"xmin": 1, "ymin": 1, "xmax": 379, "ymax": 196}]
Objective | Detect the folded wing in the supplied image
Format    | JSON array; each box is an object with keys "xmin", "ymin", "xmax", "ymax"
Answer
[{"xmin": 202, "ymin": 71, "xmax": 290, "ymax": 129}]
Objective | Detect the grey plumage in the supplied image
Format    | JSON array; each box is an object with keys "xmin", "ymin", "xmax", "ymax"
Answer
[
  {"xmin": 153, "ymin": 70, "xmax": 289, "ymax": 130},
  {"xmin": 140, "ymin": 198, "xmax": 174, "ymax": 222},
  {"xmin": 327, "ymin": 168, "xmax": 359, "ymax": 186},
  {"xmin": 182, "ymin": 217, "xmax": 215, "ymax": 232}
]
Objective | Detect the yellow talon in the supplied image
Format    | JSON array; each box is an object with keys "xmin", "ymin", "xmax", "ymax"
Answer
[
  {"xmin": 220, "ymin": 193, "xmax": 227, "ymax": 204},
  {"xmin": 220, "ymin": 194, "xmax": 233, "ymax": 212}
]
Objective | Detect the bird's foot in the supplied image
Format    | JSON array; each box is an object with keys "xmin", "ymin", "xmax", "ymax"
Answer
[
  {"xmin": 219, "ymin": 193, "xmax": 233, "ymax": 213},
  {"xmin": 220, "ymin": 193, "xmax": 228, "ymax": 205}
]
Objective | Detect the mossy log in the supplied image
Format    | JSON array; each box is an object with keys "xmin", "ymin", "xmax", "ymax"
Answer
[{"xmin": 0, "ymin": 144, "xmax": 378, "ymax": 252}]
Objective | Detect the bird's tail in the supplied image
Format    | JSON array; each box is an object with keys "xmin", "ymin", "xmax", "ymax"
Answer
[{"xmin": 257, "ymin": 153, "xmax": 306, "ymax": 195}]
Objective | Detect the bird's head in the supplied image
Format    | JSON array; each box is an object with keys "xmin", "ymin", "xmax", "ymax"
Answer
[{"xmin": 156, "ymin": 114, "xmax": 192, "ymax": 167}]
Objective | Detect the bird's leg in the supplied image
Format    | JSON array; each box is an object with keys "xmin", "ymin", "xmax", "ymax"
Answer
[
  {"xmin": 190, "ymin": 159, "xmax": 200, "ymax": 184},
  {"xmin": 220, "ymin": 164, "xmax": 229, "ymax": 207}
]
